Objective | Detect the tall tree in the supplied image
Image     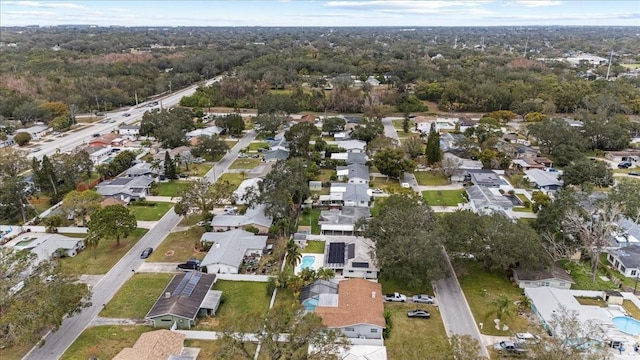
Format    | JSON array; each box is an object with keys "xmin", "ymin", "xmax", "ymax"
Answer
[
  {"xmin": 403, "ymin": 136, "xmax": 424, "ymax": 159},
  {"xmin": 163, "ymin": 151, "xmax": 177, "ymax": 180},
  {"xmin": 192, "ymin": 135, "xmax": 229, "ymax": 161},
  {"xmin": 32, "ymin": 155, "xmax": 59, "ymax": 198},
  {"xmin": 425, "ymin": 123, "xmax": 442, "ymax": 165},
  {"xmin": 139, "ymin": 107, "xmax": 195, "ymax": 148},
  {"xmin": 0, "ymin": 148, "xmax": 29, "ymax": 177},
  {"xmin": 175, "ymin": 179, "xmax": 234, "ymax": 220},
  {"xmin": 61, "ymin": 190, "xmax": 103, "ymax": 227},
  {"xmin": 321, "ymin": 117, "xmax": 346, "ymax": 135},
  {"xmin": 373, "ymin": 148, "xmax": 415, "ymax": 180},
  {"xmin": 0, "ymin": 176, "xmax": 35, "ymax": 223},
  {"xmin": 285, "ymin": 122, "xmax": 320, "ymax": 158},
  {"xmin": 349, "ymin": 118, "xmax": 384, "ymax": 144},
  {"xmin": 255, "ymin": 112, "xmax": 286, "ymax": 136},
  {"xmin": 87, "ymin": 204, "xmax": 137, "ymax": 247},
  {"xmin": 285, "ymin": 239, "xmax": 302, "ymax": 269},
  {"xmin": 561, "ymin": 158, "xmax": 612, "ymax": 190},
  {"xmin": 216, "ymin": 113, "xmax": 245, "ymax": 136}
]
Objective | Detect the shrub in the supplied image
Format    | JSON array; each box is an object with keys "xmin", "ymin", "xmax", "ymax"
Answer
[
  {"xmin": 14, "ymin": 132, "xmax": 31, "ymax": 146},
  {"xmin": 383, "ymin": 309, "xmax": 393, "ymax": 339},
  {"xmin": 524, "ymin": 201, "xmax": 531, "ymax": 209},
  {"xmin": 244, "ymin": 225, "xmax": 260, "ymax": 234},
  {"xmin": 129, "ymin": 200, "xmax": 156, "ymax": 207}
]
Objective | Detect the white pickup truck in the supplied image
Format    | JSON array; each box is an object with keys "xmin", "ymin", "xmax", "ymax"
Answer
[{"xmin": 384, "ymin": 292, "xmax": 407, "ymax": 302}]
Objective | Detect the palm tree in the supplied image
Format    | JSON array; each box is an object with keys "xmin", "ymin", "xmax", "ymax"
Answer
[
  {"xmin": 150, "ymin": 159, "xmax": 161, "ymax": 177},
  {"xmin": 316, "ymin": 267, "xmax": 335, "ymax": 281},
  {"xmin": 491, "ymin": 294, "xmax": 514, "ymax": 324},
  {"xmin": 285, "ymin": 239, "xmax": 302, "ymax": 269},
  {"xmin": 299, "ymin": 268, "xmax": 316, "ymax": 286},
  {"xmin": 84, "ymin": 231, "xmax": 101, "ymax": 259}
]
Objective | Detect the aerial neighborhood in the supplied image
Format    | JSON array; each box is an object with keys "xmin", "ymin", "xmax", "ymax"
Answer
[{"xmin": 1, "ymin": 17, "xmax": 640, "ymax": 360}]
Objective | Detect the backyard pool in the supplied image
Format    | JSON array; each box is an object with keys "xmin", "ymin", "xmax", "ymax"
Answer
[
  {"xmin": 103, "ymin": 156, "xmax": 114, "ymax": 164},
  {"xmin": 300, "ymin": 255, "xmax": 316, "ymax": 270},
  {"xmin": 612, "ymin": 316, "xmax": 640, "ymax": 335},
  {"xmin": 15, "ymin": 237, "xmax": 37, "ymax": 247}
]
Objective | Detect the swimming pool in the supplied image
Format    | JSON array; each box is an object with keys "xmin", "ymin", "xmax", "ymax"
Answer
[
  {"xmin": 103, "ymin": 156, "xmax": 114, "ymax": 164},
  {"xmin": 612, "ymin": 316, "xmax": 640, "ymax": 335},
  {"xmin": 300, "ymin": 255, "xmax": 316, "ymax": 270}
]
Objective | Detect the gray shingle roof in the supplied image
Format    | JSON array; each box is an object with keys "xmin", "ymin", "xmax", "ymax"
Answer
[
  {"xmin": 347, "ymin": 152, "xmax": 367, "ymax": 165},
  {"xmin": 210, "ymin": 204, "xmax": 273, "ymax": 229},
  {"xmin": 612, "ymin": 245, "xmax": 640, "ymax": 269},
  {"xmin": 524, "ymin": 169, "xmax": 562, "ymax": 187},
  {"xmin": 200, "ymin": 229, "xmax": 267, "ymax": 269},
  {"xmin": 466, "ymin": 185, "xmax": 514, "ymax": 209},
  {"xmin": 95, "ymin": 176, "xmax": 154, "ymax": 196},
  {"xmin": 146, "ymin": 272, "xmax": 216, "ymax": 320},
  {"xmin": 337, "ymin": 164, "xmax": 369, "ymax": 181},
  {"xmin": 125, "ymin": 162, "xmax": 153, "ymax": 176},
  {"xmin": 263, "ymin": 149, "xmax": 290, "ymax": 162}
]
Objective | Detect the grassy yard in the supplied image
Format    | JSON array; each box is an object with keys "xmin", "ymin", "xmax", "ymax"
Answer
[
  {"xmin": 128, "ymin": 202, "xmax": 173, "ymax": 221},
  {"xmin": 369, "ymin": 177, "xmax": 413, "ymax": 195},
  {"xmin": 146, "ymin": 226, "xmax": 206, "ymax": 262},
  {"xmin": 379, "ymin": 277, "xmax": 434, "ymax": 294},
  {"xmin": 155, "ymin": 181, "xmax": 191, "ymax": 197},
  {"xmin": 304, "ymin": 240, "xmax": 325, "ymax": 254},
  {"xmin": 315, "ymin": 169, "xmax": 335, "ymax": 182},
  {"xmin": 414, "ymin": 171, "xmax": 450, "ymax": 186},
  {"xmin": 184, "ymin": 340, "xmax": 258, "ymax": 359},
  {"xmin": 385, "ymin": 303, "xmax": 452, "ymax": 360},
  {"xmin": 392, "ymin": 119, "xmax": 412, "ymax": 130},
  {"xmin": 181, "ymin": 163, "xmax": 213, "ymax": 177},
  {"xmin": 513, "ymin": 206, "xmax": 533, "ymax": 213},
  {"xmin": 61, "ymin": 326, "xmax": 154, "ymax": 360},
  {"xmin": 179, "ymin": 214, "xmax": 202, "ymax": 227},
  {"xmin": 298, "ymin": 208, "xmax": 321, "ymax": 235},
  {"xmin": 230, "ymin": 158, "xmax": 261, "ymax": 169},
  {"xmin": 196, "ymin": 281, "xmax": 270, "ymax": 332},
  {"xmin": 100, "ymin": 273, "xmax": 174, "ymax": 318},
  {"xmin": 273, "ymin": 287, "xmax": 296, "ymax": 309},
  {"xmin": 575, "ymin": 296, "xmax": 607, "ymax": 307},
  {"xmin": 624, "ymin": 300, "xmax": 640, "ymax": 319},
  {"xmin": 516, "ymin": 193, "xmax": 529, "ymax": 205},
  {"xmin": 29, "ymin": 194, "xmax": 52, "ymax": 214},
  {"xmin": 218, "ymin": 172, "xmax": 244, "ymax": 188},
  {"xmin": 225, "ymin": 139, "xmax": 238, "ymax": 148},
  {"xmin": 247, "ymin": 141, "xmax": 270, "ymax": 151},
  {"xmin": 456, "ymin": 261, "xmax": 530, "ymax": 336},
  {"xmin": 559, "ymin": 259, "xmax": 618, "ymax": 290},
  {"xmin": 0, "ymin": 342, "xmax": 33, "ymax": 360},
  {"xmin": 59, "ymin": 228, "xmax": 147, "ymax": 275},
  {"xmin": 422, "ymin": 189, "xmax": 466, "ymax": 206}
]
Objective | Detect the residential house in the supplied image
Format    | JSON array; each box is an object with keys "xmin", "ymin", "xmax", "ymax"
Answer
[
  {"xmin": 323, "ymin": 183, "xmax": 371, "ymax": 208},
  {"xmin": 125, "ymin": 162, "xmax": 157, "ymax": 177},
  {"xmin": 0, "ymin": 135, "xmax": 15, "ymax": 148},
  {"xmin": 314, "ymin": 278, "xmax": 385, "ymax": 340},
  {"xmin": 464, "ymin": 185, "xmax": 514, "ymax": 216},
  {"xmin": 512, "ymin": 156, "xmax": 548, "ymax": 171},
  {"xmin": 441, "ymin": 153, "xmax": 481, "ymax": 182},
  {"xmin": 20, "ymin": 124, "xmax": 49, "ymax": 140},
  {"xmin": 503, "ymin": 133, "xmax": 520, "ymax": 143},
  {"xmin": 112, "ymin": 330, "xmax": 191, "ymax": 360},
  {"xmin": 336, "ymin": 164, "xmax": 369, "ymax": 184},
  {"xmin": 608, "ymin": 245, "xmax": 640, "ymax": 278},
  {"xmin": 89, "ymin": 133, "xmax": 124, "ymax": 147},
  {"xmin": 466, "ymin": 170, "xmax": 503, "ymax": 188},
  {"xmin": 82, "ymin": 145, "xmax": 112, "ymax": 164},
  {"xmin": 512, "ymin": 263, "xmax": 574, "ymax": 289},
  {"xmin": 185, "ymin": 126, "xmax": 224, "ymax": 140},
  {"xmin": 318, "ymin": 207, "xmax": 371, "ymax": 235},
  {"xmin": 336, "ymin": 139, "xmax": 366, "ymax": 153},
  {"xmin": 439, "ymin": 133, "xmax": 464, "ymax": 152},
  {"xmin": 330, "ymin": 152, "xmax": 368, "ymax": 165},
  {"xmin": 233, "ymin": 178, "xmax": 262, "ymax": 205},
  {"xmin": 210, "ymin": 204, "xmax": 273, "ymax": 234},
  {"xmin": 263, "ymin": 148, "xmax": 290, "ymax": 162},
  {"xmin": 458, "ymin": 117, "xmax": 479, "ymax": 127},
  {"xmin": 267, "ymin": 137, "xmax": 289, "ymax": 151},
  {"xmin": 341, "ymin": 115, "xmax": 362, "ymax": 124},
  {"xmin": 611, "ymin": 217, "xmax": 640, "ymax": 247},
  {"xmin": 95, "ymin": 176, "xmax": 155, "ymax": 203},
  {"xmin": 605, "ymin": 150, "xmax": 640, "ymax": 163},
  {"xmin": 118, "ymin": 125, "xmax": 140, "ymax": 137},
  {"xmin": 3, "ymin": 232, "xmax": 85, "ymax": 264},
  {"xmin": 333, "ymin": 131, "xmax": 350, "ymax": 141},
  {"xmin": 524, "ymin": 169, "xmax": 563, "ymax": 192},
  {"xmin": 153, "ymin": 147, "xmax": 192, "ymax": 161},
  {"xmin": 299, "ymin": 279, "xmax": 339, "ymax": 311},
  {"xmin": 146, "ymin": 271, "xmax": 219, "ymax": 329},
  {"xmin": 365, "ymin": 76, "xmax": 381, "ymax": 86},
  {"xmin": 200, "ymin": 229, "xmax": 267, "ymax": 274},
  {"xmin": 324, "ymin": 236, "xmax": 378, "ymax": 279}
]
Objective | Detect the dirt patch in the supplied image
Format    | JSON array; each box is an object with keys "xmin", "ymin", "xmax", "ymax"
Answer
[{"xmin": 165, "ymin": 250, "xmax": 175, "ymax": 256}]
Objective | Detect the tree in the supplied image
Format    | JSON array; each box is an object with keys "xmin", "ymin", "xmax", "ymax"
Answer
[
  {"xmin": 49, "ymin": 116, "xmax": 72, "ymax": 132},
  {"xmin": 139, "ymin": 107, "xmax": 195, "ymax": 149},
  {"xmin": 478, "ymin": 148, "xmax": 497, "ymax": 169},
  {"xmin": 40, "ymin": 101, "xmax": 69, "ymax": 118},
  {"xmin": 610, "ymin": 178, "xmax": 640, "ymax": 224},
  {"xmin": 217, "ymin": 302, "xmax": 349, "ymax": 360},
  {"xmin": 366, "ymin": 135, "xmax": 398, "ymax": 157},
  {"xmin": 425, "ymin": 123, "xmax": 442, "ymax": 165},
  {"xmin": 316, "ymin": 267, "xmax": 335, "ymax": 281},
  {"xmin": 14, "ymin": 131, "xmax": 31, "ymax": 146},
  {"xmin": 0, "ymin": 176, "xmax": 35, "ymax": 223},
  {"xmin": 491, "ymin": 294, "xmax": 514, "ymax": 323},
  {"xmin": 0, "ymin": 147, "xmax": 29, "ymax": 177},
  {"xmin": 163, "ymin": 151, "xmax": 177, "ymax": 180},
  {"xmin": 531, "ymin": 191, "xmax": 551, "ymax": 213},
  {"xmin": 358, "ymin": 194, "xmax": 447, "ymax": 289},
  {"xmin": 285, "ymin": 122, "xmax": 320, "ymax": 158},
  {"xmin": 285, "ymin": 239, "xmax": 302, "ymax": 269},
  {"xmin": 527, "ymin": 305, "xmax": 609, "ymax": 360},
  {"xmin": 373, "ymin": 147, "xmax": 415, "ymax": 180},
  {"xmin": 216, "ymin": 113, "xmax": 244, "ymax": 136},
  {"xmin": 525, "ymin": 112, "xmax": 548, "ymax": 122},
  {"xmin": 32, "ymin": 155, "xmax": 59, "ymax": 198},
  {"xmin": 0, "ymin": 248, "xmax": 91, "ymax": 348},
  {"xmin": 403, "ymin": 136, "xmax": 424, "ymax": 159},
  {"xmin": 61, "ymin": 190, "xmax": 103, "ymax": 227},
  {"xmin": 192, "ymin": 135, "xmax": 229, "ymax": 161},
  {"xmin": 441, "ymin": 156, "xmax": 462, "ymax": 182},
  {"xmin": 561, "ymin": 158, "xmax": 612, "ymax": 190},
  {"xmin": 87, "ymin": 204, "xmax": 137, "ymax": 247},
  {"xmin": 321, "ymin": 117, "xmax": 346, "ymax": 135},
  {"xmin": 255, "ymin": 112, "xmax": 286, "ymax": 136},
  {"xmin": 402, "ymin": 113, "xmax": 410, "ymax": 133},
  {"xmin": 349, "ymin": 118, "xmax": 384, "ymax": 144},
  {"xmin": 95, "ymin": 150, "xmax": 136, "ymax": 179}
]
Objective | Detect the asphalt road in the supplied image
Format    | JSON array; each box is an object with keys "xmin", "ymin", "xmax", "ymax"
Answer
[
  {"xmin": 24, "ymin": 128, "xmax": 255, "ymax": 360},
  {"xmin": 32, "ymin": 76, "xmax": 224, "ymax": 160},
  {"xmin": 24, "ymin": 209, "xmax": 182, "ymax": 360}
]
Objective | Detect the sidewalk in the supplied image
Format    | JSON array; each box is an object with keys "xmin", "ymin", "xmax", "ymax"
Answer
[
  {"xmin": 137, "ymin": 221, "xmax": 159, "ymax": 229},
  {"xmin": 89, "ymin": 317, "xmax": 150, "ymax": 327},
  {"xmin": 418, "ymin": 184, "xmax": 465, "ymax": 191},
  {"xmin": 146, "ymin": 196, "xmax": 179, "ymax": 203}
]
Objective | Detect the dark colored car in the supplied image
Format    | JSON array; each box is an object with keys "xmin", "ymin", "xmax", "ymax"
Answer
[
  {"xmin": 407, "ymin": 309, "xmax": 430, "ymax": 319},
  {"xmin": 140, "ymin": 247, "xmax": 153, "ymax": 259},
  {"xmin": 177, "ymin": 259, "xmax": 201, "ymax": 271},
  {"xmin": 629, "ymin": 171, "xmax": 640, "ymax": 177},
  {"xmin": 618, "ymin": 162, "xmax": 632, "ymax": 169},
  {"xmin": 123, "ymin": 113, "xmax": 131, "ymax": 117}
]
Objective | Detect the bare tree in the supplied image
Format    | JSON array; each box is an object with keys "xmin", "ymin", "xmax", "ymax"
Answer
[{"xmin": 441, "ymin": 156, "xmax": 463, "ymax": 182}]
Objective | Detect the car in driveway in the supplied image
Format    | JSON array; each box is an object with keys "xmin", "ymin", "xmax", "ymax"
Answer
[
  {"xmin": 371, "ymin": 188, "xmax": 384, "ymax": 194},
  {"xmin": 196, "ymin": 221, "xmax": 207, "ymax": 227},
  {"xmin": 384, "ymin": 292, "xmax": 407, "ymax": 302},
  {"xmin": 123, "ymin": 113, "xmax": 131, "ymax": 117},
  {"xmin": 618, "ymin": 162, "xmax": 632, "ymax": 169},
  {"xmin": 177, "ymin": 259, "xmax": 201, "ymax": 271},
  {"xmin": 407, "ymin": 309, "xmax": 430, "ymax": 318},
  {"xmin": 494, "ymin": 341, "xmax": 527, "ymax": 354},
  {"xmin": 140, "ymin": 247, "xmax": 153, "ymax": 259},
  {"xmin": 412, "ymin": 294, "xmax": 435, "ymax": 304}
]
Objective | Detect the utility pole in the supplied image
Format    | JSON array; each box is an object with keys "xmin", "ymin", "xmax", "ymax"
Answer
[
  {"xmin": 95, "ymin": 94, "xmax": 100, "ymax": 113},
  {"xmin": 135, "ymin": 91, "xmax": 139, "ymax": 106},
  {"xmin": 606, "ymin": 49, "xmax": 614, "ymax": 81},
  {"xmin": 169, "ymin": 81, "xmax": 172, "ymax": 94}
]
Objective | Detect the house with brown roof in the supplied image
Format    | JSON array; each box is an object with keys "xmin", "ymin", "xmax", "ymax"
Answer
[
  {"xmin": 297, "ymin": 114, "xmax": 316, "ymax": 123},
  {"xmin": 113, "ymin": 330, "xmax": 195, "ymax": 360},
  {"xmin": 605, "ymin": 150, "xmax": 640, "ymax": 163},
  {"xmin": 146, "ymin": 272, "xmax": 220, "ymax": 329},
  {"xmin": 314, "ymin": 278, "xmax": 385, "ymax": 340},
  {"xmin": 88, "ymin": 133, "xmax": 124, "ymax": 147},
  {"xmin": 100, "ymin": 197, "xmax": 126, "ymax": 208}
]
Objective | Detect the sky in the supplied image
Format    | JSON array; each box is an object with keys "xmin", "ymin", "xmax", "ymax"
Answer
[{"xmin": 1, "ymin": 0, "xmax": 639, "ymax": 27}]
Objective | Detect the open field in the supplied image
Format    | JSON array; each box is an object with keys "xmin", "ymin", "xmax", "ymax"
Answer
[
  {"xmin": 298, "ymin": 208, "xmax": 321, "ymax": 235},
  {"xmin": 229, "ymin": 158, "xmax": 261, "ymax": 169},
  {"xmin": 128, "ymin": 202, "xmax": 173, "ymax": 221},
  {"xmin": 155, "ymin": 181, "xmax": 191, "ymax": 197},
  {"xmin": 145, "ymin": 226, "xmax": 206, "ymax": 262},
  {"xmin": 218, "ymin": 172, "xmax": 244, "ymax": 188},
  {"xmin": 414, "ymin": 171, "xmax": 450, "ymax": 186},
  {"xmin": 422, "ymin": 189, "xmax": 466, "ymax": 206},
  {"xmin": 61, "ymin": 325, "xmax": 154, "ymax": 360},
  {"xmin": 181, "ymin": 163, "xmax": 213, "ymax": 177},
  {"xmin": 100, "ymin": 273, "xmax": 174, "ymax": 318}
]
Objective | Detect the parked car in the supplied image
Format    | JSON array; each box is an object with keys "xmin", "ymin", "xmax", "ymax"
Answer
[
  {"xmin": 178, "ymin": 173, "xmax": 188, "ymax": 178},
  {"xmin": 177, "ymin": 259, "xmax": 201, "ymax": 271},
  {"xmin": 92, "ymin": 133, "xmax": 101, "ymax": 137},
  {"xmin": 224, "ymin": 206, "xmax": 238, "ymax": 214},
  {"xmin": 123, "ymin": 113, "xmax": 131, "ymax": 117},
  {"xmin": 407, "ymin": 309, "xmax": 430, "ymax": 318},
  {"xmin": 238, "ymin": 153, "xmax": 249, "ymax": 158},
  {"xmin": 372, "ymin": 188, "xmax": 384, "ymax": 194},
  {"xmin": 140, "ymin": 247, "xmax": 153, "ymax": 259},
  {"xmin": 196, "ymin": 221, "xmax": 206, "ymax": 227},
  {"xmin": 629, "ymin": 171, "xmax": 640, "ymax": 177},
  {"xmin": 384, "ymin": 292, "xmax": 407, "ymax": 302},
  {"xmin": 618, "ymin": 162, "xmax": 632, "ymax": 169},
  {"xmin": 412, "ymin": 294, "xmax": 435, "ymax": 304},
  {"xmin": 515, "ymin": 332, "xmax": 541, "ymax": 344},
  {"xmin": 30, "ymin": 147, "xmax": 42, "ymax": 153},
  {"xmin": 494, "ymin": 341, "xmax": 527, "ymax": 354}
]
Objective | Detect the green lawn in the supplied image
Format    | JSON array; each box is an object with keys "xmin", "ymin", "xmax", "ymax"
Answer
[
  {"xmin": 179, "ymin": 214, "xmax": 202, "ymax": 227},
  {"xmin": 370, "ymin": 177, "xmax": 413, "ymax": 195},
  {"xmin": 0, "ymin": 342, "xmax": 33, "ymax": 360},
  {"xmin": 392, "ymin": 119, "xmax": 411, "ymax": 130},
  {"xmin": 422, "ymin": 189, "xmax": 466, "ymax": 206},
  {"xmin": 385, "ymin": 303, "xmax": 452, "ymax": 360},
  {"xmin": 624, "ymin": 300, "xmax": 640, "ymax": 319},
  {"xmin": 128, "ymin": 202, "xmax": 173, "ymax": 221},
  {"xmin": 184, "ymin": 340, "xmax": 258, "ymax": 359},
  {"xmin": 516, "ymin": 193, "xmax": 529, "ymax": 204},
  {"xmin": 155, "ymin": 181, "xmax": 191, "ymax": 197},
  {"xmin": 315, "ymin": 169, "xmax": 335, "ymax": 182},
  {"xmin": 61, "ymin": 326, "xmax": 154, "ymax": 360},
  {"xmin": 196, "ymin": 281, "xmax": 271, "ymax": 332},
  {"xmin": 218, "ymin": 172, "xmax": 244, "ymax": 188},
  {"xmin": 513, "ymin": 206, "xmax": 533, "ymax": 213},
  {"xmin": 575, "ymin": 296, "xmax": 607, "ymax": 307},
  {"xmin": 559, "ymin": 259, "xmax": 618, "ymax": 290},
  {"xmin": 247, "ymin": 141, "xmax": 270, "ymax": 151},
  {"xmin": 304, "ymin": 240, "xmax": 325, "ymax": 254},
  {"xmin": 230, "ymin": 158, "xmax": 261, "ymax": 169},
  {"xmin": 414, "ymin": 171, "xmax": 450, "ymax": 186},
  {"xmin": 59, "ymin": 228, "xmax": 148, "ymax": 275},
  {"xmin": 273, "ymin": 287, "xmax": 296, "ymax": 309},
  {"xmin": 100, "ymin": 273, "xmax": 174, "ymax": 318},
  {"xmin": 298, "ymin": 208, "xmax": 321, "ymax": 235},
  {"xmin": 379, "ymin": 277, "xmax": 434, "ymax": 295},
  {"xmin": 457, "ymin": 260, "xmax": 530, "ymax": 336},
  {"xmin": 146, "ymin": 226, "xmax": 206, "ymax": 262},
  {"xmin": 181, "ymin": 163, "xmax": 213, "ymax": 177}
]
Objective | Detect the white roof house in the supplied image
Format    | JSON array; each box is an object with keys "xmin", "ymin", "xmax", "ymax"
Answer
[
  {"xmin": 336, "ymin": 140, "xmax": 366, "ymax": 153},
  {"xmin": 200, "ymin": 229, "xmax": 267, "ymax": 274},
  {"xmin": 464, "ymin": 185, "xmax": 514, "ymax": 217},
  {"xmin": 185, "ymin": 126, "xmax": 224, "ymax": 140},
  {"xmin": 524, "ymin": 169, "xmax": 563, "ymax": 192},
  {"xmin": 210, "ymin": 204, "xmax": 273, "ymax": 234},
  {"xmin": 20, "ymin": 124, "xmax": 49, "ymax": 139},
  {"xmin": 3, "ymin": 232, "xmax": 85, "ymax": 264},
  {"xmin": 233, "ymin": 178, "xmax": 262, "ymax": 205}
]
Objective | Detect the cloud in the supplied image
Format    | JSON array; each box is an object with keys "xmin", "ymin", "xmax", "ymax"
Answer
[
  {"xmin": 1, "ymin": 1, "xmax": 86, "ymax": 9},
  {"xmin": 3, "ymin": 9, "xmax": 55, "ymax": 16},
  {"xmin": 325, "ymin": 0, "xmax": 491, "ymax": 12},
  {"xmin": 514, "ymin": 1, "xmax": 562, "ymax": 7}
]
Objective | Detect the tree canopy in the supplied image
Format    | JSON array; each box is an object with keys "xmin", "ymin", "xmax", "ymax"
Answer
[{"xmin": 87, "ymin": 204, "xmax": 137, "ymax": 247}]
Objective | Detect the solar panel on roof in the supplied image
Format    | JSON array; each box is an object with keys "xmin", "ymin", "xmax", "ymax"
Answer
[
  {"xmin": 173, "ymin": 273, "xmax": 192, "ymax": 296},
  {"xmin": 328, "ymin": 242, "xmax": 345, "ymax": 264},
  {"xmin": 347, "ymin": 243, "xmax": 355, "ymax": 259},
  {"xmin": 352, "ymin": 262, "xmax": 369, "ymax": 268},
  {"xmin": 181, "ymin": 272, "xmax": 203, "ymax": 297}
]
